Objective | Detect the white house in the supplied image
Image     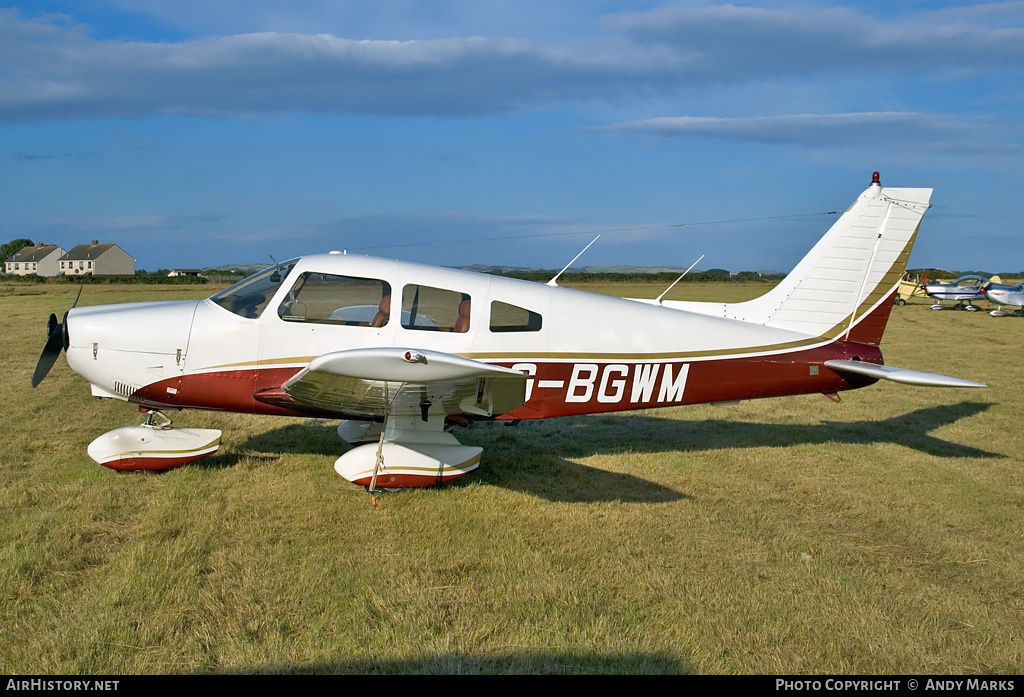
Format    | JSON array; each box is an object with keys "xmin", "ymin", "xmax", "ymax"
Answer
[
  {"xmin": 59, "ymin": 241, "xmax": 135, "ymax": 276},
  {"xmin": 4, "ymin": 243, "xmax": 66, "ymax": 276}
]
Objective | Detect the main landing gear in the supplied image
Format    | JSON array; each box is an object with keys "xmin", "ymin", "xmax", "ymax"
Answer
[{"xmin": 334, "ymin": 414, "xmax": 482, "ymax": 490}]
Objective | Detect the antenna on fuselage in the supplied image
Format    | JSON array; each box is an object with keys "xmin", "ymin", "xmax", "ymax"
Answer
[
  {"xmin": 655, "ymin": 254, "xmax": 705, "ymax": 304},
  {"xmin": 547, "ymin": 235, "xmax": 600, "ymax": 287}
]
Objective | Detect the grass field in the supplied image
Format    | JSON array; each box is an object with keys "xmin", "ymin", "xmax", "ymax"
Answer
[{"xmin": 1, "ymin": 281, "xmax": 1022, "ymax": 674}]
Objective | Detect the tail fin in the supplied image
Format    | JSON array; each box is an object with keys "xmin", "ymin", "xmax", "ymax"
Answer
[{"xmin": 721, "ymin": 174, "xmax": 931, "ymax": 341}]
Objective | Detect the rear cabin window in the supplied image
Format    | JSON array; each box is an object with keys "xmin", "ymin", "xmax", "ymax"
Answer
[
  {"xmin": 278, "ymin": 273, "xmax": 392, "ymax": 326},
  {"xmin": 401, "ymin": 284, "xmax": 471, "ymax": 333},
  {"xmin": 489, "ymin": 301, "xmax": 542, "ymax": 333}
]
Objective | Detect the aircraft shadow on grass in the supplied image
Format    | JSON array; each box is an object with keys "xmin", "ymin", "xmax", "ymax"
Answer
[
  {"xmin": 210, "ymin": 419, "xmax": 686, "ymax": 503},
  {"xmin": 208, "ymin": 651, "xmax": 689, "ymax": 675},
  {"xmin": 209, "ymin": 401, "xmax": 998, "ymax": 504},
  {"xmin": 491, "ymin": 400, "xmax": 1001, "ymax": 461}
]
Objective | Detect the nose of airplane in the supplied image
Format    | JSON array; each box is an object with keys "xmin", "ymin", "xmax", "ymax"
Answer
[{"xmin": 64, "ymin": 300, "xmax": 201, "ymax": 392}]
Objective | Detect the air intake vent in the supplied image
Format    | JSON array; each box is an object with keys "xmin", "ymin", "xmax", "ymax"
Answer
[{"xmin": 112, "ymin": 380, "xmax": 138, "ymax": 397}]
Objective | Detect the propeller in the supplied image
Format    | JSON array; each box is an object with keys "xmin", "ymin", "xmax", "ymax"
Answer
[{"xmin": 31, "ymin": 287, "xmax": 81, "ymax": 387}]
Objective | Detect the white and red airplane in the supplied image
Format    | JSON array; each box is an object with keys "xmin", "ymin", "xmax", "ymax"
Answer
[{"xmin": 32, "ymin": 172, "xmax": 985, "ymax": 488}]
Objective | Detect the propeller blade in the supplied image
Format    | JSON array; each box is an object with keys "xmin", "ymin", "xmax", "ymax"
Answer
[
  {"xmin": 32, "ymin": 319, "xmax": 65, "ymax": 387},
  {"xmin": 31, "ymin": 291, "xmax": 79, "ymax": 387},
  {"xmin": 31, "ymin": 342, "xmax": 62, "ymax": 387}
]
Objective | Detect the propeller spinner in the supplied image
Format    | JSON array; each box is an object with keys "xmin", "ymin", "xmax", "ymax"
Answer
[{"xmin": 31, "ymin": 288, "xmax": 80, "ymax": 387}]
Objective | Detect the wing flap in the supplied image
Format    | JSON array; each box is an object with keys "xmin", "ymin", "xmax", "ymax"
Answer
[
  {"xmin": 824, "ymin": 359, "xmax": 986, "ymax": 388},
  {"xmin": 280, "ymin": 348, "xmax": 529, "ymax": 418}
]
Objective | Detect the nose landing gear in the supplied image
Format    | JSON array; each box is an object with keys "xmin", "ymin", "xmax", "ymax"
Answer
[{"xmin": 86, "ymin": 410, "xmax": 222, "ymax": 472}]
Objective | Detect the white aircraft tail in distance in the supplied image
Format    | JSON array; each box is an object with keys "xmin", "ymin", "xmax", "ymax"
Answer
[{"xmin": 33, "ymin": 172, "xmax": 986, "ymax": 487}]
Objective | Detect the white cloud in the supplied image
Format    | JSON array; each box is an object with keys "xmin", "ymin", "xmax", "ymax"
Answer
[
  {"xmin": 606, "ymin": 3, "xmax": 1024, "ymax": 78},
  {"xmin": 599, "ymin": 111, "xmax": 1024, "ymax": 158},
  {"xmin": 0, "ymin": 10, "xmax": 668, "ymax": 120},
  {"xmin": 601, "ymin": 112, "xmax": 971, "ymax": 145},
  {"xmin": 104, "ymin": 0, "xmax": 597, "ymax": 41},
  {"xmin": 0, "ymin": 5, "xmax": 1022, "ymax": 121}
]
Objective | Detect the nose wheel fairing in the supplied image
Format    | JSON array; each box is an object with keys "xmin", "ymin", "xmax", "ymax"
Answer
[{"xmin": 87, "ymin": 411, "xmax": 222, "ymax": 472}]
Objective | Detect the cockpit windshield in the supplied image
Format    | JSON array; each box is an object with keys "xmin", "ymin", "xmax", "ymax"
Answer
[{"xmin": 209, "ymin": 260, "xmax": 298, "ymax": 319}]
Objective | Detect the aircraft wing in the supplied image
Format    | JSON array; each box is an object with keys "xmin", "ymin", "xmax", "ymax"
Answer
[
  {"xmin": 824, "ymin": 360, "xmax": 987, "ymax": 388},
  {"xmin": 276, "ymin": 347, "xmax": 529, "ymax": 419}
]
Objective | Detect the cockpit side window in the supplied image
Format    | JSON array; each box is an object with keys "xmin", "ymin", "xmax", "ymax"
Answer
[
  {"xmin": 277, "ymin": 273, "xmax": 392, "ymax": 326},
  {"xmin": 489, "ymin": 301, "xmax": 542, "ymax": 333},
  {"xmin": 209, "ymin": 261, "xmax": 297, "ymax": 319},
  {"xmin": 401, "ymin": 284, "xmax": 470, "ymax": 333}
]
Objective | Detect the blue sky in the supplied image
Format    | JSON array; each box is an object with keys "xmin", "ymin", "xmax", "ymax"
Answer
[{"xmin": 2, "ymin": 1, "xmax": 1022, "ymax": 272}]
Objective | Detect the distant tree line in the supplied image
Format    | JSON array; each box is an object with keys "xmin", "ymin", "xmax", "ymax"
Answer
[
  {"xmin": 0, "ymin": 238, "xmax": 34, "ymax": 262},
  {"xmin": 0, "ymin": 270, "xmax": 210, "ymax": 284}
]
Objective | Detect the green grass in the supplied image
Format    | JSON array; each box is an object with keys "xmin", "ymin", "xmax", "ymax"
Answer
[{"xmin": 1, "ymin": 284, "xmax": 1022, "ymax": 674}]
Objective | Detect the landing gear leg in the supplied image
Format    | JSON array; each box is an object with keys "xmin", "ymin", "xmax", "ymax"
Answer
[
  {"xmin": 142, "ymin": 410, "xmax": 173, "ymax": 429},
  {"xmin": 368, "ymin": 416, "xmax": 388, "ymax": 509}
]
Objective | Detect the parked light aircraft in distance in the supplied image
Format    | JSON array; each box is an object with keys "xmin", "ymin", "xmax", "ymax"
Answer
[
  {"xmin": 920, "ymin": 274, "xmax": 988, "ymax": 310},
  {"xmin": 981, "ymin": 280, "xmax": 1024, "ymax": 316},
  {"xmin": 32, "ymin": 172, "xmax": 986, "ymax": 490}
]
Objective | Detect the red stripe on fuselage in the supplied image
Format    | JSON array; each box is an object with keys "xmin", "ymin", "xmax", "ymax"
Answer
[
  {"xmin": 135, "ymin": 367, "xmax": 305, "ymax": 415},
  {"xmin": 131, "ymin": 341, "xmax": 882, "ymax": 419},
  {"xmin": 497, "ymin": 340, "xmax": 881, "ymax": 420}
]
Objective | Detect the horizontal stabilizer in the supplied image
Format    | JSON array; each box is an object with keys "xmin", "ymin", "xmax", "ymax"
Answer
[{"xmin": 824, "ymin": 359, "xmax": 986, "ymax": 388}]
